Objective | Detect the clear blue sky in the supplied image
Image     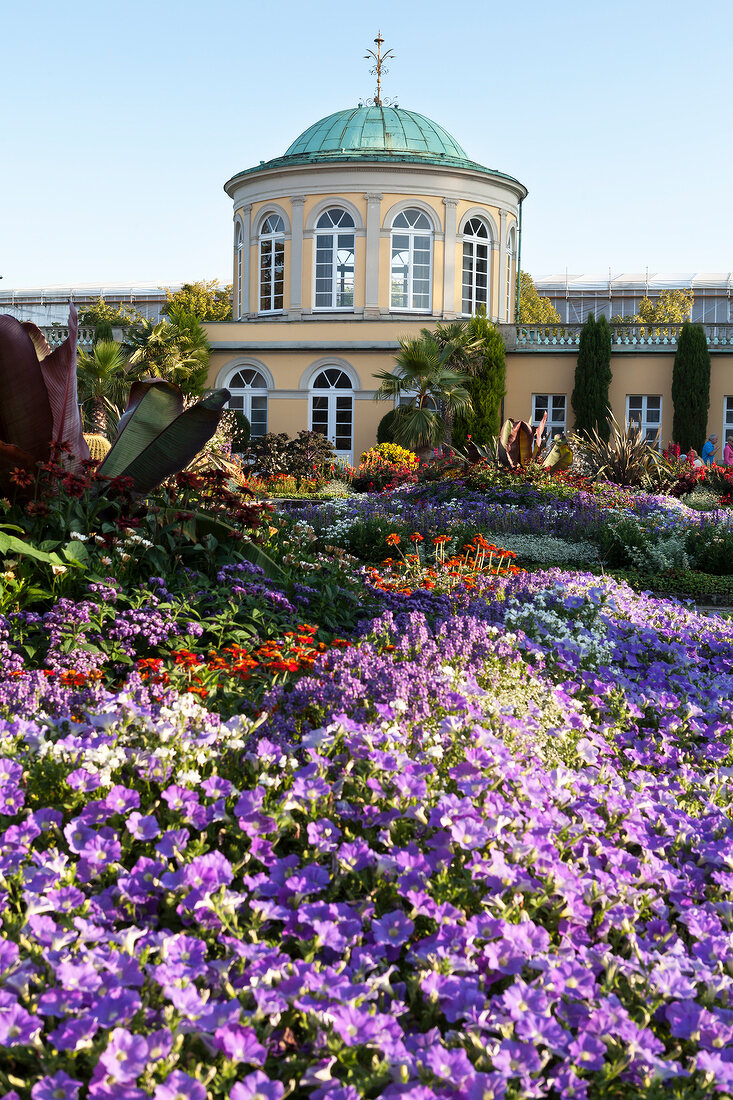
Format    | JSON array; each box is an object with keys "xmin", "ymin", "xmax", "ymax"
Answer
[{"xmin": 3, "ymin": 0, "xmax": 732, "ymax": 289}]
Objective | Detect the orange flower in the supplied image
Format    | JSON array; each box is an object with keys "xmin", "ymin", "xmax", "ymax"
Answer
[
  {"xmin": 410, "ymin": 532, "xmax": 424, "ymax": 542},
  {"xmin": 385, "ymin": 533, "xmax": 401, "ymax": 546}
]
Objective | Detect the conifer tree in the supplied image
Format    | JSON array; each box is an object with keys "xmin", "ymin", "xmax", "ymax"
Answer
[
  {"xmin": 571, "ymin": 313, "xmax": 613, "ymax": 440},
  {"xmin": 453, "ymin": 313, "xmax": 506, "ymax": 447},
  {"xmin": 672, "ymin": 322, "xmax": 711, "ymax": 452}
]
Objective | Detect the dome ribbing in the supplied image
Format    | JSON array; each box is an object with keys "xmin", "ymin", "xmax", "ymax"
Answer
[{"xmin": 284, "ymin": 106, "xmax": 469, "ymax": 161}]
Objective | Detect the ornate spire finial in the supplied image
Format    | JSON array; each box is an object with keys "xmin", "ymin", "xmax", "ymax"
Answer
[{"xmin": 364, "ymin": 31, "xmax": 396, "ymax": 107}]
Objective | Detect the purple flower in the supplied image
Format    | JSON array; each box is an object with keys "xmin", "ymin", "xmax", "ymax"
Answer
[
  {"xmin": 183, "ymin": 851, "xmax": 233, "ymax": 892},
  {"xmin": 567, "ymin": 1033, "xmax": 607, "ymax": 1072},
  {"xmin": 31, "ymin": 1073, "xmax": 82, "ymax": 1100},
  {"xmin": 153, "ymin": 1072, "xmax": 207, "ymax": 1100},
  {"xmin": 213, "ymin": 1024, "xmax": 266, "ymax": 1064},
  {"xmin": 230, "ymin": 1073, "xmax": 284, "ymax": 1100},
  {"xmin": 126, "ymin": 812, "xmax": 160, "ymax": 840},
  {"xmin": 97, "ymin": 1028, "xmax": 149, "ymax": 1083},
  {"xmin": 371, "ymin": 910, "xmax": 414, "ymax": 949},
  {"xmin": 0, "ymin": 1003, "xmax": 42, "ymax": 1045}
]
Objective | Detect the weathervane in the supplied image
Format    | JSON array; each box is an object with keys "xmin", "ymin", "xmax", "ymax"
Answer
[{"xmin": 364, "ymin": 32, "xmax": 397, "ymax": 107}]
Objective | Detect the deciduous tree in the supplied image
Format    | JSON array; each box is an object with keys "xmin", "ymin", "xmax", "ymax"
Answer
[
  {"xmin": 517, "ymin": 272, "xmax": 560, "ymax": 324},
  {"xmin": 162, "ymin": 280, "xmax": 233, "ymax": 322}
]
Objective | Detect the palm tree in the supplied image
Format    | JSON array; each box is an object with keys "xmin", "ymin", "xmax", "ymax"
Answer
[
  {"xmin": 374, "ymin": 333, "xmax": 473, "ymax": 455},
  {"xmin": 125, "ymin": 307, "xmax": 210, "ymax": 397},
  {"xmin": 76, "ymin": 339, "xmax": 129, "ymax": 438},
  {"xmin": 421, "ymin": 320, "xmax": 482, "ymax": 445}
]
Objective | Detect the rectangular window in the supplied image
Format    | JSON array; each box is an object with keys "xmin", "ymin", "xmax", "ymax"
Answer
[
  {"xmin": 532, "ymin": 394, "xmax": 566, "ymax": 438},
  {"xmin": 723, "ymin": 397, "xmax": 733, "ymax": 445},
  {"xmin": 626, "ymin": 394, "xmax": 662, "ymax": 448}
]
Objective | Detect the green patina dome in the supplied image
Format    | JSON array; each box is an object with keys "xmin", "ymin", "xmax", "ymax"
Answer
[
  {"xmin": 224, "ymin": 104, "xmax": 526, "ymax": 191},
  {"xmin": 284, "ymin": 106, "xmax": 469, "ymax": 161}
]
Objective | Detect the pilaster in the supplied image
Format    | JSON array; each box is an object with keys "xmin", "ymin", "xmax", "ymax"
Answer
[
  {"xmin": 288, "ymin": 195, "xmax": 306, "ymax": 319},
  {"xmin": 364, "ymin": 192, "xmax": 382, "ymax": 318},
  {"xmin": 442, "ymin": 198, "xmax": 458, "ymax": 319}
]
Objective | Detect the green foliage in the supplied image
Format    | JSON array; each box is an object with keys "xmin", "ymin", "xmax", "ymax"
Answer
[
  {"xmin": 76, "ymin": 339, "xmax": 129, "ymax": 438},
  {"xmin": 672, "ymin": 323, "xmax": 711, "ymax": 452},
  {"xmin": 97, "ymin": 379, "xmax": 230, "ymax": 497},
  {"xmin": 93, "ymin": 320, "xmax": 114, "ymax": 344},
  {"xmin": 516, "ymin": 272, "xmax": 560, "ymax": 324},
  {"xmin": 78, "ymin": 297, "xmax": 145, "ymax": 328},
  {"xmin": 377, "ymin": 409, "xmax": 398, "ymax": 444},
  {"xmin": 571, "ymin": 413, "xmax": 664, "ymax": 487},
  {"xmin": 243, "ymin": 430, "xmax": 336, "ymax": 486},
  {"xmin": 374, "ymin": 333, "xmax": 472, "ymax": 451},
  {"xmin": 162, "ymin": 280, "xmax": 233, "ymax": 322},
  {"xmin": 571, "ymin": 314, "xmax": 613, "ymax": 440},
  {"xmin": 636, "ymin": 289, "xmax": 694, "ymax": 325},
  {"xmin": 230, "ymin": 411, "xmax": 251, "ymax": 451},
  {"xmin": 453, "ymin": 313, "xmax": 506, "ymax": 448},
  {"xmin": 125, "ymin": 309, "xmax": 210, "ymax": 397},
  {"xmin": 685, "ymin": 525, "xmax": 733, "ymax": 575}
]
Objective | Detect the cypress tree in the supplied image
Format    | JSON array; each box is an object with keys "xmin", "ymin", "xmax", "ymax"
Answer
[
  {"xmin": 571, "ymin": 313, "xmax": 612, "ymax": 440},
  {"xmin": 453, "ymin": 313, "xmax": 506, "ymax": 447},
  {"xmin": 672, "ymin": 322, "xmax": 711, "ymax": 452}
]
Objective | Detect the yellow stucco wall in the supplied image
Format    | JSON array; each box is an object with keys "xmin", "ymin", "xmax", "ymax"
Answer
[{"xmin": 209, "ymin": 318, "xmax": 733, "ymax": 459}]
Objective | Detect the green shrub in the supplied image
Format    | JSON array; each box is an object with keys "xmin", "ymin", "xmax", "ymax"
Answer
[
  {"xmin": 686, "ymin": 526, "xmax": 733, "ymax": 575},
  {"xmin": 377, "ymin": 409, "xmax": 399, "ymax": 444},
  {"xmin": 230, "ymin": 411, "xmax": 251, "ymax": 451}
]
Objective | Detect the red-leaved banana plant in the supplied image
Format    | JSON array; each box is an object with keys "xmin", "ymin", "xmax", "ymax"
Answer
[{"xmin": 0, "ymin": 304, "xmax": 89, "ymax": 490}]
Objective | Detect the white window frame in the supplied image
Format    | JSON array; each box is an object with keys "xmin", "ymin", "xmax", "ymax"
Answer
[
  {"xmin": 309, "ymin": 368, "xmax": 354, "ymax": 464},
  {"xmin": 390, "ymin": 208, "xmax": 434, "ymax": 313},
  {"xmin": 313, "ymin": 209, "xmax": 356, "ymax": 311},
  {"xmin": 505, "ymin": 227, "xmax": 516, "ymax": 322},
  {"xmin": 532, "ymin": 394, "xmax": 566, "ymax": 438},
  {"xmin": 626, "ymin": 394, "xmax": 662, "ymax": 449},
  {"xmin": 723, "ymin": 397, "xmax": 733, "ymax": 448},
  {"xmin": 258, "ymin": 214, "xmax": 285, "ymax": 314},
  {"xmin": 226, "ymin": 368, "xmax": 269, "ymax": 439},
  {"xmin": 235, "ymin": 224, "xmax": 244, "ymax": 319},
  {"xmin": 461, "ymin": 218, "xmax": 490, "ymax": 316}
]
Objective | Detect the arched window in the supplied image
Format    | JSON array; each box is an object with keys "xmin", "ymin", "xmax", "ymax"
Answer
[
  {"xmin": 462, "ymin": 218, "xmax": 490, "ymax": 315},
  {"xmin": 259, "ymin": 214, "xmax": 285, "ymax": 313},
  {"xmin": 314, "ymin": 209, "xmax": 355, "ymax": 309},
  {"xmin": 227, "ymin": 367, "xmax": 268, "ymax": 439},
  {"xmin": 235, "ymin": 224, "xmax": 244, "ymax": 318},
  {"xmin": 310, "ymin": 367, "xmax": 353, "ymax": 461},
  {"xmin": 390, "ymin": 208, "xmax": 433, "ymax": 311},
  {"xmin": 505, "ymin": 226, "xmax": 516, "ymax": 322}
]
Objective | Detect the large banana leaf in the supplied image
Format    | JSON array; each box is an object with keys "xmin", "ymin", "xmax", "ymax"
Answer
[
  {"xmin": 0, "ymin": 316, "xmax": 53, "ymax": 466},
  {"xmin": 98, "ymin": 380, "xmax": 185, "ymax": 479},
  {"xmin": 97, "ymin": 380, "xmax": 230, "ymax": 495},
  {"xmin": 542, "ymin": 439, "xmax": 573, "ymax": 472},
  {"xmin": 25, "ymin": 305, "xmax": 89, "ymax": 467}
]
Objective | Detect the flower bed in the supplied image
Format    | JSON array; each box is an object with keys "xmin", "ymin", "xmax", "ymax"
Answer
[{"xmin": 3, "ymin": 475, "xmax": 733, "ymax": 1097}]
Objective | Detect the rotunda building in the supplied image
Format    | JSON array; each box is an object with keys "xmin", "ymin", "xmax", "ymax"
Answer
[{"xmin": 206, "ymin": 103, "xmax": 527, "ymax": 463}]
